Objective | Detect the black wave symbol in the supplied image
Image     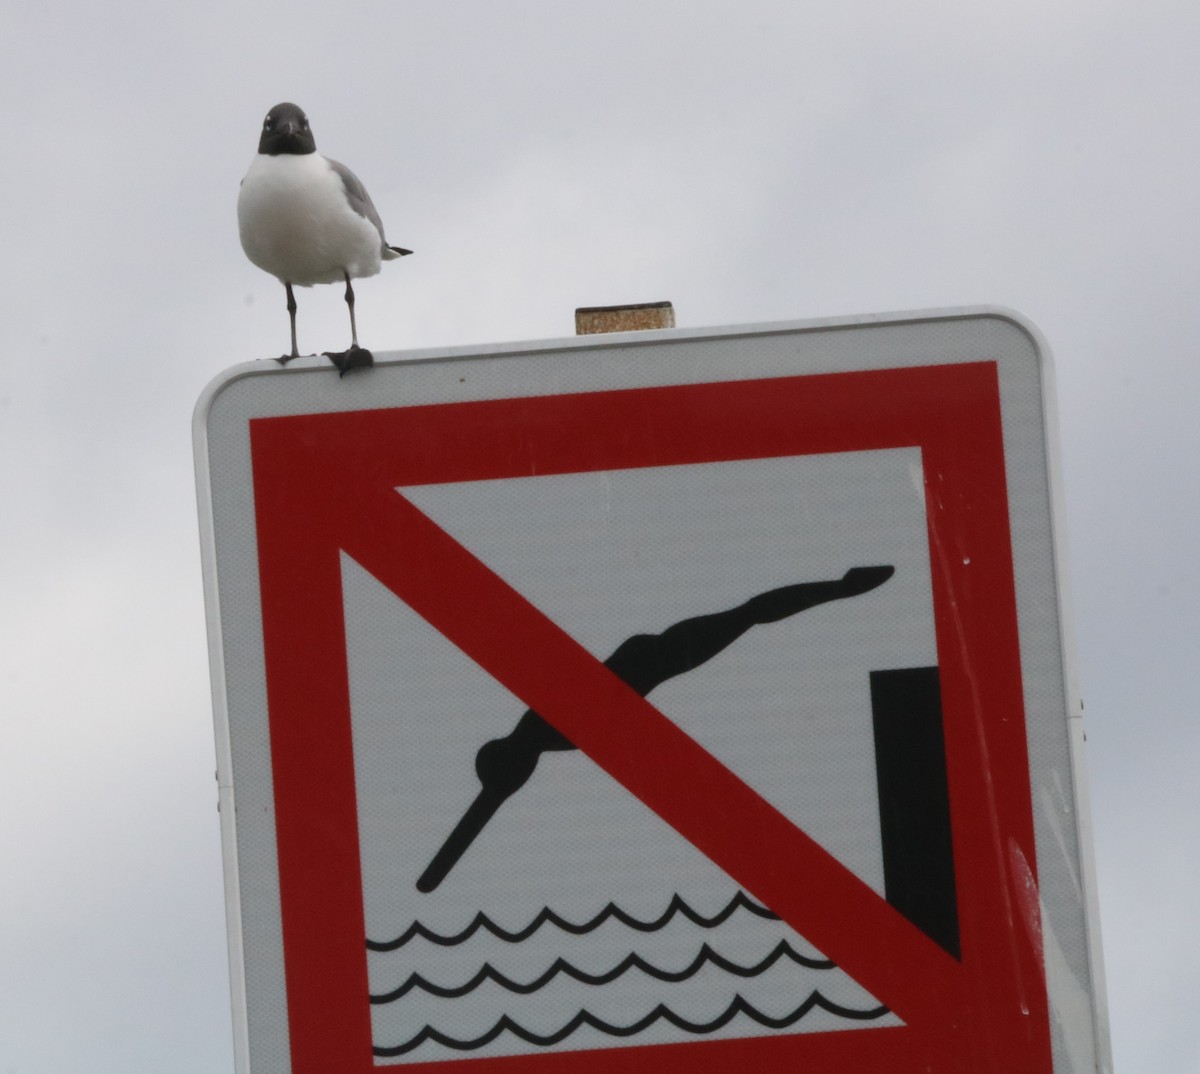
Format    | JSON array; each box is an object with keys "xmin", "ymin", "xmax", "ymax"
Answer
[
  {"xmin": 366, "ymin": 890, "xmax": 780, "ymax": 952},
  {"xmin": 371, "ymin": 938, "xmax": 834, "ymax": 1004},
  {"xmin": 373, "ymin": 990, "xmax": 891, "ymax": 1057}
]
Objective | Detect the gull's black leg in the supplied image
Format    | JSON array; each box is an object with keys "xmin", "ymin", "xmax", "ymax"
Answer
[
  {"xmin": 345, "ymin": 272, "xmax": 359, "ymax": 348},
  {"xmin": 276, "ymin": 282, "xmax": 299, "ymax": 364},
  {"xmin": 324, "ymin": 270, "xmax": 374, "ymax": 376}
]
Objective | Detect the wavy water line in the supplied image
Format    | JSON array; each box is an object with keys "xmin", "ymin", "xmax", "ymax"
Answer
[
  {"xmin": 373, "ymin": 990, "xmax": 891, "ymax": 1056},
  {"xmin": 367, "ymin": 891, "xmax": 781, "ymax": 952},
  {"xmin": 371, "ymin": 938, "xmax": 834, "ymax": 1003}
]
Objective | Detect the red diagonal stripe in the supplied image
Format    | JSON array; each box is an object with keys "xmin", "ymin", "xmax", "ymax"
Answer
[{"xmin": 309, "ymin": 461, "xmax": 965, "ymax": 1029}]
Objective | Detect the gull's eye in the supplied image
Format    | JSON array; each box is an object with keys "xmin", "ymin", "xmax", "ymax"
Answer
[{"xmin": 263, "ymin": 116, "xmax": 273, "ymax": 130}]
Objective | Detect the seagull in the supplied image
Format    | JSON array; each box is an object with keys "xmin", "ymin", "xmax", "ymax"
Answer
[{"xmin": 237, "ymin": 102, "xmax": 412, "ymax": 375}]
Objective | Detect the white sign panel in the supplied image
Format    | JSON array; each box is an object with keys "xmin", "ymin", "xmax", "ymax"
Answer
[{"xmin": 194, "ymin": 308, "xmax": 1110, "ymax": 1073}]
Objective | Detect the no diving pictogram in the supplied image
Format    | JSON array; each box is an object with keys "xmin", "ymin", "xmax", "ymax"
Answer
[{"xmin": 247, "ymin": 363, "xmax": 1054, "ymax": 1073}]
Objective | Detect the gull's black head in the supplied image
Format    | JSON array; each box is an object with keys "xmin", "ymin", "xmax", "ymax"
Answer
[{"xmin": 258, "ymin": 102, "xmax": 316, "ymax": 155}]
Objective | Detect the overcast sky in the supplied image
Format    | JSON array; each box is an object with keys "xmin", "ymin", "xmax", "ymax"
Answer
[{"xmin": 1, "ymin": 1, "xmax": 1196, "ymax": 1070}]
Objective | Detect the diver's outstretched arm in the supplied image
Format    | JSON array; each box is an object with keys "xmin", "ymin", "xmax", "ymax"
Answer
[{"xmin": 611, "ymin": 566, "xmax": 894, "ymax": 692}]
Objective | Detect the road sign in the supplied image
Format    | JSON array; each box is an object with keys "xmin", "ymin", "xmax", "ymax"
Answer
[{"xmin": 194, "ymin": 309, "xmax": 1110, "ymax": 1073}]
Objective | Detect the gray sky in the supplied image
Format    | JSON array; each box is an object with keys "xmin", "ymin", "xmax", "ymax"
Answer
[{"xmin": 1, "ymin": 1, "xmax": 1196, "ymax": 1069}]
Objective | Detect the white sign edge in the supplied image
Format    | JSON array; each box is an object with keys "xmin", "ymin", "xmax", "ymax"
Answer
[
  {"xmin": 1034, "ymin": 330, "xmax": 1114, "ymax": 1073},
  {"xmin": 192, "ymin": 398, "xmax": 254, "ymax": 1074}
]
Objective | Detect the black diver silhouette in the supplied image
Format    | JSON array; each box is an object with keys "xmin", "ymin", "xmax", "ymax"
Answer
[{"xmin": 416, "ymin": 565, "xmax": 894, "ymax": 892}]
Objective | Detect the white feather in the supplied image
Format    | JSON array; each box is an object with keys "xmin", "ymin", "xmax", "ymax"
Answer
[{"xmin": 237, "ymin": 153, "xmax": 384, "ymax": 287}]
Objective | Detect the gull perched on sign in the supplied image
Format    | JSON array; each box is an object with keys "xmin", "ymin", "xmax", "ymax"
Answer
[{"xmin": 238, "ymin": 102, "xmax": 412, "ymax": 375}]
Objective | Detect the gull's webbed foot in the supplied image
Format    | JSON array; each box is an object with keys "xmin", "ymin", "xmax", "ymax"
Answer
[{"xmin": 323, "ymin": 345, "xmax": 374, "ymax": 377}]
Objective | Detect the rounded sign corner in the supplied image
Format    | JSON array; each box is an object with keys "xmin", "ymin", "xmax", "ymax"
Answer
[
  {"xmin": 193, "ymin": 360, "xmax": 274, "ymax": 439},
  {"xmin": 971, "ymin": 306, "xmax": 1055, "ymax": 367}
]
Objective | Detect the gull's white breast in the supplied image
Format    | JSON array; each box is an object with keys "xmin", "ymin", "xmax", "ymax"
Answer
[{"xmin": 238, "ymin": 153, "xmax": 383, "ymax": 286}]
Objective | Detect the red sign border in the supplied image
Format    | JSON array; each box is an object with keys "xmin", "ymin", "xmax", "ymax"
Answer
[{"xmin": 247, "ymin": 361, "xmax": 1053, "ymax": 1072}]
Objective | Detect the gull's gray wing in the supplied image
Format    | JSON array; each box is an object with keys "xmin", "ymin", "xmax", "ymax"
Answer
[{"xmin": 328, "ymin": 157, "xmax": 391, "ymax": 249}]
